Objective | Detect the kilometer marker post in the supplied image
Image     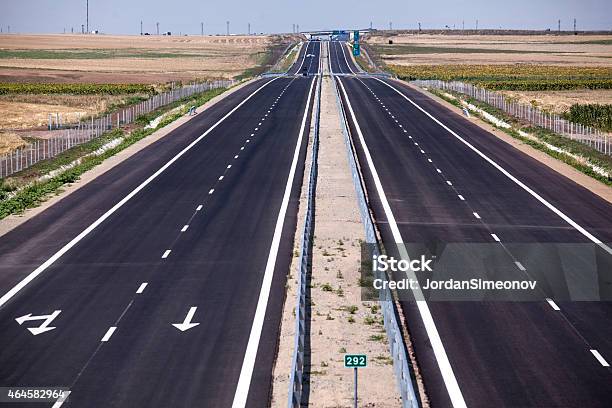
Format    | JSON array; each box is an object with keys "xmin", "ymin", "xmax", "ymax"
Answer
[{"xmin": 344, "ymin": 354, "xmax": 367, "ymax": 407}]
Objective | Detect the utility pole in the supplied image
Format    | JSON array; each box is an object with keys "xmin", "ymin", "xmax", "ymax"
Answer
[
  {"xmin": 140, "ymin": 20, "xmax": 143, "ymax": 35},
  {"xmin": 71, "ymin": 27, "xmax": 74, "ymax": 34},
  {"xmin": 574, "ymin": 18, "xmax": 577, "ymax": 35},
  {"xmin": 370, "ymin": 21, "xmax": 372, "ymax": 30},
  {"xmin": 86, "ymin": 0, "xmax": 89, "ymax": 33},
  {"xmin": 296, "ymin": 24, "xmax": 299, "ymax": 33},
  {"xmin": 201, "ymin": 22, "xmax": 204, "ymax": 36},
  {"xmin": 476, "ymin": 19, "xmax": 478, "ymax": 31},
  {"xmin": 389, "ymin": 21, "xmax": 392, "ymax": 31},
  {"xmin": 418, "ymin": 22, "xmax": 421, "ymax": 32},
  {"xmin": 248, "ymin": 23, "xmax": 250, "ymax": 35},
  {"xmin": 156, "ymin": 22, "xmax": 159, "ymax": 35},
  {"xmin": 558, "ymin": 19, "xmax": 561, "ymax": 33},
  {"xmin": 226, "ymin": 21, "xmax": 229, "ymax": 36},
  {"xmin": 462, "ymin": 20, "xmax": 464, "ymax": 30},
  {"xmin": 81, "ymin": 24, "xmax": 84, "ymax": 34}
]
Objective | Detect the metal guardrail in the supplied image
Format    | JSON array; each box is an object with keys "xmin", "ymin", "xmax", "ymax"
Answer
[
  {"xmin": 332, "ymin": 75, "xmax": 420, "ymax": 408},
  {"xmin": 287, "ymin": 73, "xmax": 321, "ymax": 407},
  {"xmin": 0, "ymin": 80, "xmax": 234, "ymax": 179}
]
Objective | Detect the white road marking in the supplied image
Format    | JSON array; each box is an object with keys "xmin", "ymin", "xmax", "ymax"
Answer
[
  {"xmin": 473, "ymin": 212, "xmax": 481, "ymax": 219},
  {"xmin": 446, "ymin": 180, "xmax": 453, "ymax": 186},
  {"xmin": 546, "ymin": 298, "xmax": 560, "ymax": 311},
  {"xmin": 428, "ymin": 159, "xmax": 432, "ymax": 162},
  {"xmin": 101, "ymin": 326, "xmax": 117, "ymax": 342},
  {"xmin": 232, "ymin": 76, "xmax": 316, "ymax": 408},
  {"xmin": 208, "ymin": 189, "xmax": 215, "ymax": 194},
  {"xmin": 0, "ymin": 77, "xmax": 280, "ymax": 309},
  {"xmin": 491, "ymin": 234, "xmax": 501, "ymax": 242},
  {"xmin": 515, "ymin": 261, "xmax": 526, "ymax": 271},
  {"xmin": 246, "ymin": 139, "xmax": 250, "ymax": 143},
  {"xmin": 136, "ymin": 282, "xmax": 148, "ymax": 293},
  {"xmin": 172, "ymin": 306, "xmax": 200, "ymax": 331},
  {"xmin": 420, "ymin": 150, "xmax": 425, "ymax": 154},
  {"xmin": 436, "ymin": 168, "xmax": 442, "ymax": 173},
  {"xmin": 162, "ymin": 250, "xmax": 171, "ymax": 259},
  {"xmin": 337, "ymin": 77, "xmax": 467, "ymax": 408},
  {"xmin": 373, "ymin": 77, "xmax": 612, "ymax": 257},
  {"xmin": 196, "ymin": 204, "xmax": 203, "ymax": 211},
  {"xmin": 51, "ymin": 391, "xmax": 71, "ymax": 408},
  {"xmin": 458, "ymin": 195, "xmax": 465, "ymax": 200},
  {"xmin": 240, "ymin": 147, "xmax": 244, "ymax": 150},
  {"xmin": 181, "ymin": 225, "xmax": 189, "ymax": 232},
  {"xmin": 218, "ymin": 176, "xmax": 224, "ymax": 181},
  {"xmin": 227, "ymin": 165, "xmax": 232, "ymax": 169},
  {"xmin": 590, "ymin": 349, "xmax": 610, "ymax": 367},
  {"xmin": 254, "ymin": 127, "xmax": 259, "ymax": 131},
  {"xmin": 234, "ymin": 155, "xmax": 239, "ymax": 159}
]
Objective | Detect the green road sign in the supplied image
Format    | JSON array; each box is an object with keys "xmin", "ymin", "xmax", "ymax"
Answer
[
  {"xmin": 354, "ymin": 30, "xmax": 360, "ymax": 41},
  {"xmin": 344, "ymin": 354, "xmax": 367, "ymax": 368},
  {"xmin": 353, "ymin": 43, "xmax": 360, "ymax": 57}
]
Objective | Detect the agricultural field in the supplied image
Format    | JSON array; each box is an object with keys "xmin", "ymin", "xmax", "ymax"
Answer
[
  {"xmin": 364, "ymin": 32, "xmax": 612, "ymax": 133},
  {"xmin": 0, "ymin": 33, "xmax": 295, "ymax": 153}
]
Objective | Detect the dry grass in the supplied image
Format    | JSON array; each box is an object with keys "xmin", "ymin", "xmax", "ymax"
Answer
[
  {"xmin": 0, "ymin": 131, "xmax": 28, "ymax": 154},
  {"xmin": 0, "ymin": 34, "xmax": 287, "ymax": 83},
  {"xmin": 367, "ymin": 34, "xmax": 612, "ymax": 66},
  {"xmin": 0, "ymin": 94, "xmax": 147, "ymax": 129},
  {"xmin": 498, "ymin": 89, "xmax": 612, "ymax": 114}
]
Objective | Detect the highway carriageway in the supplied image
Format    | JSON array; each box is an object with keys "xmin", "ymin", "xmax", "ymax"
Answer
[
  {"xmin": 0, "ymin": 41, "xmax": 321, "ymax": 407},
  {"xmin": 331, "ymin": 40, "xmax": 612, "ymax": 408}
]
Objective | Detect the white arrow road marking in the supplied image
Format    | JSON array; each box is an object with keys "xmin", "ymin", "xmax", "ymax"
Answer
[
  {"xmin": 172, "ymin": 307, "xmax": 200, "ymax": 332},
  {"xmin": 15, "ymin": 310, "xmax": 61, "ymax": 335}
]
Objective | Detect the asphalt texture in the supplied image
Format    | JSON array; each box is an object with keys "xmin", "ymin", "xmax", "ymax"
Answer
[
  {"xmin": 0, "ymin": 45, "xmax": 318, "ymax": 407},
  {"xmin": 332, "ymin": 41, "xmax": 612, "ymax": 408}
]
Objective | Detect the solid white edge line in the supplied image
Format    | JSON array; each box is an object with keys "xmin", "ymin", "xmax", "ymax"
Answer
[
  {"xmin": 515, "ymin": 261, "xmax": 526, "ymax": 271},
  {"xmin": 51, "ymin": 391, "xmax": 71, "ymax": 408},
  {"xmin": 0, "ymin": 77, "xmax": 280, "ymax": 310},
  {"xmin": 231, "ymin": 76, "xmax": 316, "ymax": 408},
  {"xmin": 590, "ymin": 349, "xmax": 610, "ymax": 367},
  {"xmin": 136, "ymin": 282, "xmax": 148, "ymax": 294},
  {"xmin": 372, "ymin": 77, "xmax": 612, "ymax": 257},
  {"xmin": 546, "ymin": 298, "xmax": 561, "ymax": 311},
  {"xmin": 101, "ymin": 326, "xmax": 117, "ymax": 342},
  {"xmin": 337, "ymin": 77, "xmax": 467, "ymax": 408}
]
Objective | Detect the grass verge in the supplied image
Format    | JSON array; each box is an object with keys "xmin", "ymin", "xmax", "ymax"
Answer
[{"xmin": 0, "ymin": 86, "xmax": 228, "ymax": 218}]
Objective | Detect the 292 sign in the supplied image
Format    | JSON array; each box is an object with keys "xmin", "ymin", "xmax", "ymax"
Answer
[{"xmin": 344, "ymin": 354, "xmax": 367, "ymax": 368}]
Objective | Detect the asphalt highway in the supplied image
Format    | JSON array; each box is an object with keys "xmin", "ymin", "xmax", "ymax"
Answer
[
  {"xmin": 332, "ymin": 41, "xmax": 612, "ymax": 407},
  {"xmin": 0, "ymin": 44, "xmax": 319, "ymax": 407}
]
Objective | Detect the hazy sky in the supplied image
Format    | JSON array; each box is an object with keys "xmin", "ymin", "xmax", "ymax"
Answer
[{"xmin": 1, "ymin": 0, "xmax": 610, "ymax": 34}]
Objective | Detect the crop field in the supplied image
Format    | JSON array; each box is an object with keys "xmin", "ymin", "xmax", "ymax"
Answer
[{"xmin": 0, "ymin": 34, "xmax": 294, "ymax": 83}]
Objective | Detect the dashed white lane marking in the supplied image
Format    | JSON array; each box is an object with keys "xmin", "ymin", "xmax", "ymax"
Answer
[
  {"xmin": 258, "ymin": 122, "xmax": 262, "ymax": 126},
  {"xmin": 240, "ymin": 147, "xmax": 244, "ymax": 150},
  {"xmin": 473, "ymin": 212, "xmax": 481, "ymax": 219},
  {"xmin": 458, "ymin": 195, "xmax": 465, "ymax": 201},
  {"xmin": 436, "ymin": 169, "xmax": 442, "ymax": 173},
  {"xmin": 101, "ymin": 327, "xmax": 117, "ymax": 342},
  {"xmin": 181, "ymin": 225, "xmax": 189, "ymax": 232},
  {"xmin": 208, "ymin": 189, "xmax": 215, "ymax": 195},
  {"xmin": 232, "ymin": 76, "xmax": 316, "ymax": 408},
  {"xmin": 136, "ymin": 282, "xmax": 148, "ymax": 294},
  {"xmin": 251, "ymin": 133, "xmax": 255, "ymax": 137},
  {"xmin": 196, "ymin": 204, "xmax": 203, "ymax": 211},
  {"xmin": 446, "ymin": 180, "xmax": 453, "ymax": 186},
  {"xmin": 428, "ymin": 159, "xmax": 433, "ymax": 163},
  {"xmin": 227, "ymin": 165, "xmax": 232, "ymax": 169},
  {"xmin": 491, "ymin": 233, "xmax": 501, "ymax": 242},
  {"xmin": 515, "ymin": 261, "xmax": 526, "ymax": 271},
  {"xmin": 546, "ymin": 298, "xmax": 560, "ymax": 311},
  {"xmin": 254, "ymin": 127, "xmax": 259, "ymax": 131},
  {"xmin": 420, "ymin": 149, "xmax": 425, "ymax": 154},
  {"xmin": 246, "ymin": 139, "xmax": 250, "ymax": 143},
  {"xmin": 0, "ymin": 76, "xmax": 280, "ymax": 309},
  {"xmin": 336, "ymin": 77, "xmax": 467, "ymax": 408},
  {"xmin": 218, "ymin": 176, "xmax": 224, "ymax": 181},
  {"xmin": 234, "ymin": 155, "xmax": 239, "ymax": 159},
  {"xmin": 162, "ymin": 250, "xmax": 172, "ymax": 259},
  {"xmin": 590, "ymin": 349, "xmax": 610, "ymax": 367}
]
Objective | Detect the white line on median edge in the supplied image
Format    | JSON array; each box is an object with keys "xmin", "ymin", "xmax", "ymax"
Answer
[
  {"xmin": 0, "ymin": 77, "xmax": 280, "ymax": 310},
  {"xmin": 590, "ymin": 349, "xmax": 610, "ymax": 367},
  {"xmin": 136, "ymin": 282, "xmax": 148, "ymax": 294},
  {"xmin": 372, "ymin": 77, "xmax": 612, "ymax": 257},
  {"xmin": 101, "ymin": 326, "xmax": 117, "ymax": 342},
  {"xmin": 231, "ymin": 77, "xmax": 316, "ymax": 408},
  {"xmin": 337, "ymin": 77, "xmax": 467, "ymax": 408}
]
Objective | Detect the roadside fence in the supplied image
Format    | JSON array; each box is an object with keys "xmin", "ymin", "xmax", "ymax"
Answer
[
  {"xmin": 333, "ymin": 75, "xmax": 420, "ymax": 408},
  {"xmin": 413, "ymin": 79, "xmax": 611, "ymax": 156},
  {"xmin": 0, "ymin": 80, "xmax": 234, "ymax": 179},
  {"xmin": 288, "ymin": 74, "xmax": 321, "ymax": 407}
]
